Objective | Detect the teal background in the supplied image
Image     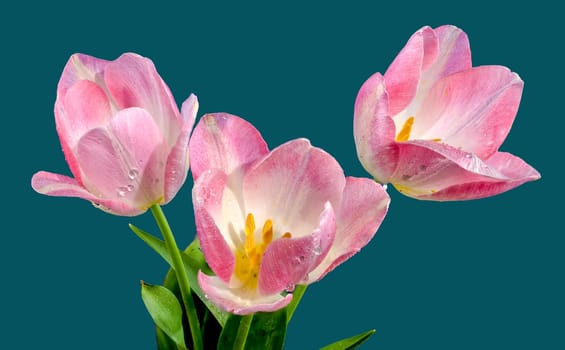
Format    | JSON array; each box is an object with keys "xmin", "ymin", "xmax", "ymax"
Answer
[{"xmin": 2, "ymin": 1, "xmax": 561, "ymax": 349}]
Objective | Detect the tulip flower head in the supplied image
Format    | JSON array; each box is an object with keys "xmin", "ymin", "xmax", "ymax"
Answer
[
  {"xmin": 354, "ymin": 25, "xmax": 540, "ymax": 200},
  {"xmin": 190, "ymin": 113, "xmax": 390, "ymax": 314},
  {"xmin": 31, "ymin": 53, "xmax": 197, "ymax": 216}
]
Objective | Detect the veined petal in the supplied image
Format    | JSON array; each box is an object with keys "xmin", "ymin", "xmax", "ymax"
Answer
[
  {"xmin": 384, "ymin": 26, "xmax": 437, "ymax": 115},
  {"xmin": 30, "ymin": 171, "xmax": 141, "ymax": 215},
  {"xmin": 431, "ymin": 25, "xmax": 472, "ymax": 80},
  {"xmin": 353, "ymin": 72, "xmax": 398, "ymax": 183},
  {"xmin": 57, "ymin": 80, "xmax": 112, "ymax": 149},
  {"xmin": 75, "ymin": 107, "xmax": 166, "ymax": 207},
  {"xmin": 198, "ymin": 272, "xmax": 292, "ymax": 315},
  {"xmin": 104, "ymin": 53, "xmax": 181, "ymax": 142},
  {"xmin": 414, "ymin": 66, "xmax": 523, "ymax": 158},
  {"xmin": 193, "ymin": 169, "xmax": 237, "ymax": 283},
  {"xmin": 307, "ymin": 177, "xmax": 390, "ymax": 282},
  {"xmin": 189, "ymin": 113, "xmax": 268, "ymax": 181},
  {"xmin": 418, "ymin": 151, "xmax": 541, "ymax": 201},
  {"xmin": 258, "ymin": 202, "xmax": 336, "ymax": 295},
  {"xmin": 163, "ymin": 94, "xmax": 198, "ymax": 203},
  {"xmin": 390, "ymin": 141, "xmax": 540, "ymax": 200},
  {"xmin": 57, "ymin": 53, "xmax": 109, "ymax": 99},
  {"xmin": 242, "ymin": 139, "xmax": 344, "ymax": 237}
]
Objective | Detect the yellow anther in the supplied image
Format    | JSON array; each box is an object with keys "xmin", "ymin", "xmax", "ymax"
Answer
[
  {"xmin": 262, "ymin": 219, "xmax": 273, "ymax": 245},
  {"xmin": 244, "ymin": 213, "xmax": 256, "ymax": 252},
  {"xmin": 396, "ymin": 116, "xmax": 414, "ymax": 142},
  {"xmin": 234, "ymin": 214, "xmax": 293, "ymax": 290}
]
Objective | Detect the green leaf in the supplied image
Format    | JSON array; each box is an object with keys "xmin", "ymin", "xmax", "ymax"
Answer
[
  {"xmin": 130, "ymin": 225, "xmax": 229, "ymax": 327},
  {"xmin": 156, "ymin": 325, "xmax": 178, "ymax": 350},
  {"xmin": 218, "ymin": 309, "xmax": 288, "ymax": 350},
  {"xmin": 320, "ymin": 329, "xmax": 376, "ymax": 350},
  {"xmin": 245, "ymin": 310, "xmax": 287, "ymax": 350},
  {"xmin": 141, "ymin": 282, "xmax": 186, "ymax": 349},
  {"xmin": 284, "ymin": 284, "xmax": 307, "ymax": 323}
]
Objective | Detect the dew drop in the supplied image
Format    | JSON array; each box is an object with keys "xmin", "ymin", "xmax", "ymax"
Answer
[
  {"xmin": 286, "ymin": 283, "xmax": 296, "ymax": 292},
  {"xmin": 465, "ymin": 153, "xmax": 472, "ymax": 159},
  {"xmin": 117, "ymin": 186, "xmax": 129, "ymax": 196},
  {"xmin": 312, "ymin": 246, "xmax": 322, "ymax": 256},
  {"xmin": 128, "ymin": 168, "xmax": 139, "ymax": 180},
  {"xmin": 126, "ymin": 184, "xmax": 134, "ymax": 192}
]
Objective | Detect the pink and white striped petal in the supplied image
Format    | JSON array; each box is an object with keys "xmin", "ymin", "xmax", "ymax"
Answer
[
  {"xmin": 193, "ymin": 169, "xmax": 238, "ymax": 283},
  {"xmin": 57, "ymin": 53, "xmax": 109, "ymax": 98},
  {"xmin": 163, "ymin": 94, "xmax": 198, "ymax": 202},
  {"xmin": 353, "ymin": 72, "xmax": 397, "ymax": 183},
  {"xmin": 258, "ymin": 202, "xmax": 336, "ymax": 295},
  {"xmin": 242, "ymin": 139, "xmax": 344, "ymax": 237},
  {"xmin": 57, "ymin": 80, "xmax": 112, "ymax": 148},
  {"xmin": 30, "ymin": 171, "xmax": 140, "ymax": 215},
  {"xmin": 413, "ymin": 66, "xmax": 523, "ymax": 158},
  {"xmin": 104, "ymin": 53, "xmax": 182, "ymax": 141},
  {"xmin": 198, "ymin": 272, "xmax": 293, "ymax": 315},
  {"xmin": 189, "ymin": 113, "xmax": 268, "ymax": 181},
  {"xmin": 389, "ymin": 141, "xmax": 540, "ymax": 200},
  {"xmin": 307, "ymin": 177, "xmax": 390, "ymax": 282},
  {"xmin": 384, "ymin": 26, "xmax": 437, "ymax": 116},
  {"xmin": 75, "ymin": 107, "xmax": 165, "ymax": 206}
]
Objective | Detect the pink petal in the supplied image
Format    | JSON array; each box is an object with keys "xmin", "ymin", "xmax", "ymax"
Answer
[
  {"xmin": 192, "ymin": 169, "xmax": 235, "ymax": 283},
  {"xmin": 384, "ymin": 26, "xmax": 437, "ymax": 115},
  {"xmin": 389, "ymin": 141, "xmax": 540, "ymax": 200},
  {"xmin": 307, "ymin": 177, "xmax": 390, "ymax": 282},
  {"xmin": 57, "ymin": 80, "xmax": 112, "ymax": 148},
  {"xmin": 31, "ymin": 171, "xmax": 141, "ymax": 215},
  {"xmin": 353, "ymin": 72, "xmax": 398, "ymax": 183},
  {"xmin": 163, "ymin": 94, "xmax": 198, "ymax": 203},
  {"xmin": 57, "ymin": 53, "xmax": 109, "ymax": 98},
  {"xmin": 75, "ymin": 107, "xmax": 166, "ymax": 208},
  {"xmin": 414, "ymin": 66, "xmax": 523, "ymax": 159},
  {"xmin": 258, "ymin": 202, "xmax": 336, "ymax": 295},
  {"xmin": 188, "ymin": 113, "xmax": 268, "ymax": 181},
  {"xmin": 432, "ymin": 25, "xmax": 472, "ymax": 79},
  {"xmin": 419, "ymin": 151, "xmax": 541, "ymax": 201},
  {"xmin": 198, "ymin": 272, "xmax": 292, "ymax": 315},
  {"xmin": 104, "ymin": 53, "xmax": 182, "ymax": 139},
  {"xmin": 242, "ymin": 139, "xmax": 345, "ymax": 237}
]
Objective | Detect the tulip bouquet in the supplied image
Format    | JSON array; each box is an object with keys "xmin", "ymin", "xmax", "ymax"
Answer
[{"xmin": 31, "ymin": 25, "xmax": 540, "ymax": 349}]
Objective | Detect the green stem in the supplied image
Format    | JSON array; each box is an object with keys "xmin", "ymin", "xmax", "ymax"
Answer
[
  {"xmin": 151, "ymin": 204, "xmax": 203, "ymax": 350},
  {"xmin": 286, "ymin": 284, "xmax": 307, "ymax": 323},
  {"xmin": 233, "ymin": 314, "xmax": 254, "ymax": 350}
]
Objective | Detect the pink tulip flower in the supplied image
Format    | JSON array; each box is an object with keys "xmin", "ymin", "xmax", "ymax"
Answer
[
  {"xmin": 189, "ymin": 113, "xmax": 390, "ymax": 314},
  {"xmin": 31, "ymin": 53, "xmax": 197, "ymax": 215},
  {"xmin": 354, "ymin": 25, "xmax": 540, "ymax": 200}
]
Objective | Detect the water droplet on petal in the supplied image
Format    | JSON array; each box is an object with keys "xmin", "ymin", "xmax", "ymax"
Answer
[
  {"xmin": 117, "ymin": 186, "xmax": 129, "ymax": 196},
  {"xmin": 465, "ymin": 153, "xmax": 473, "ymax": 159},
  {"xmin": 313, "ymin": 246, "xmax": 322, "ymax": 256},
  {"xmin": 127, "ymin": 184, "xmax": 134, "ymax": 192},
  {"xmin": 128, "ymin": 168, "xmax": 139, "ymax": 180},
  {"xmin": 286, "ymin": 283, "xmax": 296, "ymax": 292}
]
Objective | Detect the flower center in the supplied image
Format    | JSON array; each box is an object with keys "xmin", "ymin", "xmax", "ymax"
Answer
[
  {"xmin": 396, "ymin": 116, "xmax": 414, "ymax": 142},
  {"xmin": 396, "ymin": 116, "xmax": 441, "ymax": 143},
  {"xmin": 234, "ymin": 213, "xmax": 291, "ymax": 289}
]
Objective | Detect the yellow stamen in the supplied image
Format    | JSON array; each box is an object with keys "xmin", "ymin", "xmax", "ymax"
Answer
[
  {"xmin": 262, "ymin": 219, "xmax": 273, "ymax": 245},
  {"xmin": 234, "ymin": 214, "xmax": 291, "ymax": 290},
  {"xmin": 396, "ymin": 116, "xmax": 414, "ymax": 142}
]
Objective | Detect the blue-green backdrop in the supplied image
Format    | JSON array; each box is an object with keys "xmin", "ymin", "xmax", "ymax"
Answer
[{"xmin": 2, "ymin": 1, "xmax": 561, "ymax": 349}]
